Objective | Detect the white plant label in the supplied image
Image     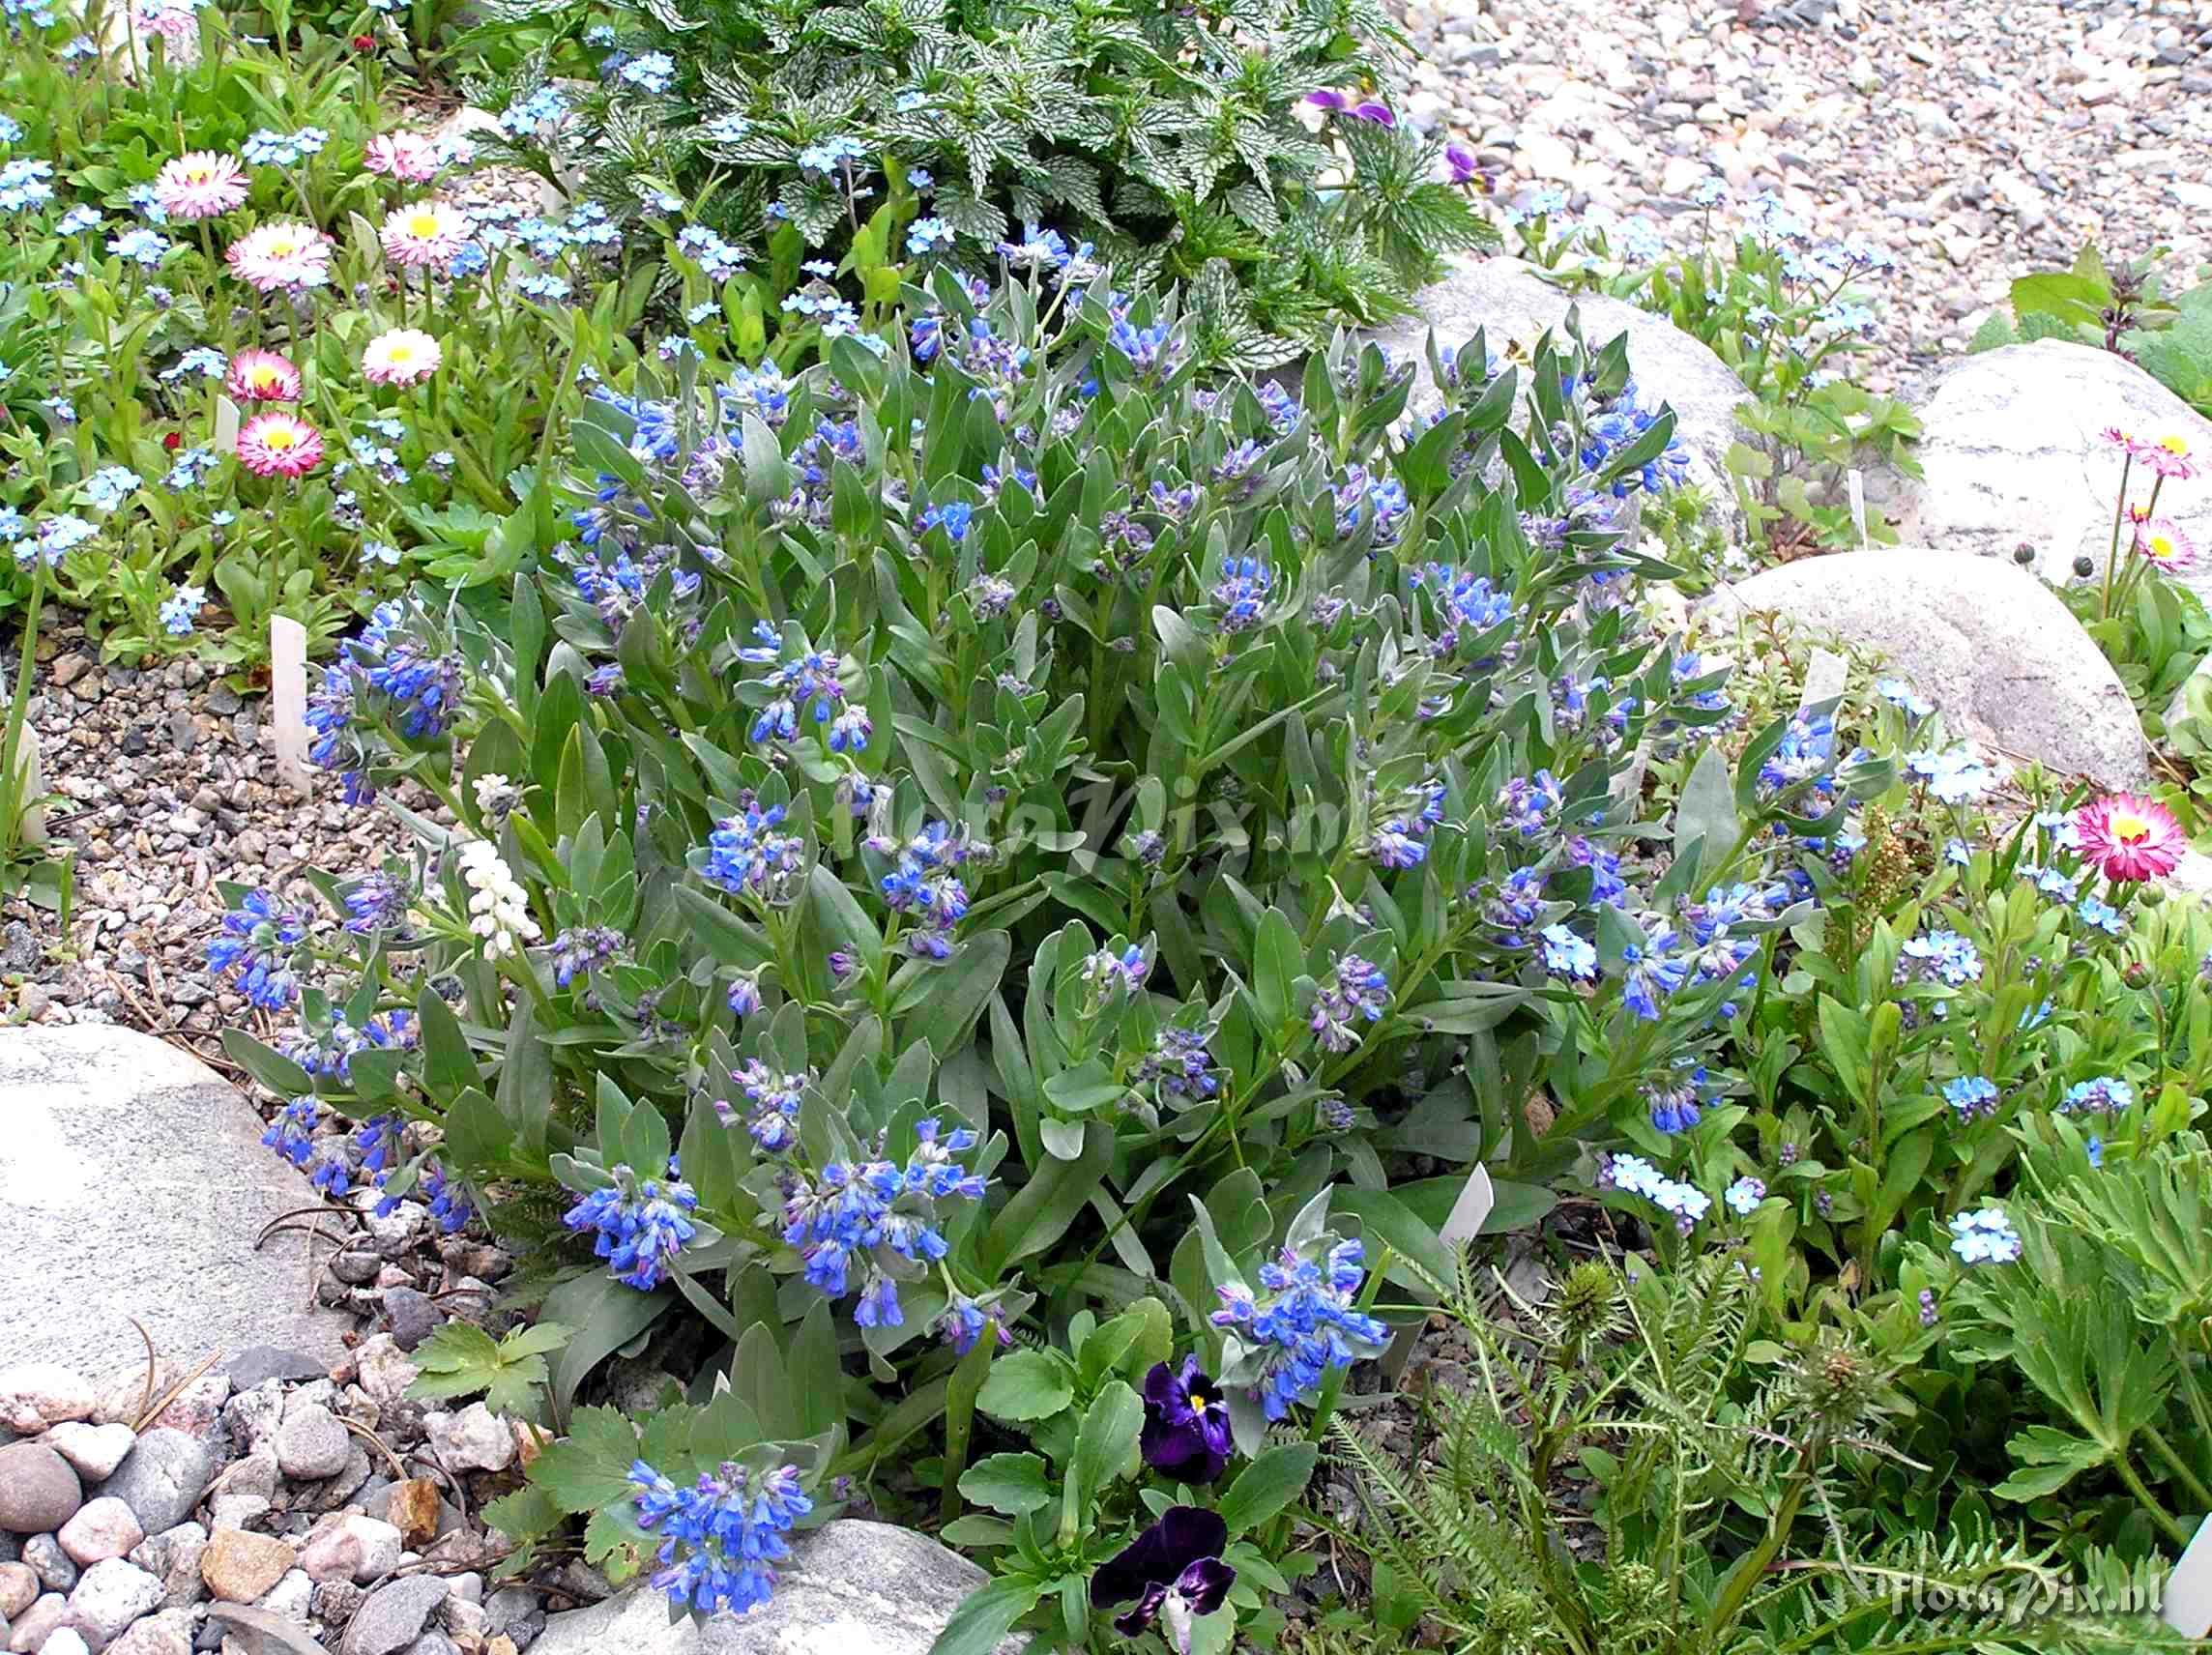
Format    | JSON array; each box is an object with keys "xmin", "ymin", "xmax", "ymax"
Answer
[
  {"xmin": 1848, "ymin": 469, "xmax": 1869, "ymax": 550},
  {"xmin": 1440, "ymin": 1164, "xmax": 1496, "ymax": 1244},
  {"xmin": 2163, "ymin": 1512, "xmax": 2212, "ymax": 1636},
  {"xmin": 271, "ymin": 616, "xmax": 312, "ymax": 797}
]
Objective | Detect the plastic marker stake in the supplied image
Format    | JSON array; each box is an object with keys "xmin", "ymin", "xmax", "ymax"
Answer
[
  {"xmin": 1848, "ymin": 469, "xmax": 1869, "ymax": 550},
  {"xmin": 1381, "ymin": 1165, "xmax": 1496, "ymax": 1385},
  {"xmin": 215, "ymin": 395, "xmax": 241, "ymax": 454},
  {"xmin": 1439, "ymin": 1164, "xmax": 1496, "ymax": 1244},
  {"xmin": 271, "ymin": 615, "xmax": 311, "ymax": 797},
  {"xmin": 2163, "ymin": 1512, "xmax": 2212, "ymax": 1636}
]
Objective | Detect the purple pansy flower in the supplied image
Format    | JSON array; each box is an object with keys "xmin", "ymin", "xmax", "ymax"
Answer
[
  {"xmin": 1091, "ymin": 1506, "xmax": 1237, "ymax": 1651},
  {"xmin": 1140, "ymin": 1358, "xmax": 1233, "ymax": 1485}
]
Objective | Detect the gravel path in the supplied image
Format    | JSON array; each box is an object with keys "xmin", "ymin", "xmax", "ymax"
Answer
[
  {"xmin": 1394, "ymin": 0, "xmax": 2212, "ymax": 394},
  {"xmin": 4, "ymin": 625, "xmax": 421, "ymax": 1049}
]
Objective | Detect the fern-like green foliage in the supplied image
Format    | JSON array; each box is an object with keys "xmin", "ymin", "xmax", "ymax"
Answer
[
  {"xmin": 509, "ymin": 0, "xmax": 1494, "ymax": 350},
  {"xmin": 1309, "ymin": 1247, "xmax": 2193, "ymax": 1654}
]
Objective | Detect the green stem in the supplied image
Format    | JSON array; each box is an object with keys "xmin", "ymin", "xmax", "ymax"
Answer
[{"xmin": 0, "ymin": 563, "xmax": 45, "ymax": 865}]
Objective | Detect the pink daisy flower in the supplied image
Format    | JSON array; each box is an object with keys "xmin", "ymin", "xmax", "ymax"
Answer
[
  {"xmin": 362, "ymin": 327, "xmax": 442, "ymax": 387},
  {"xmin": 236, "ymin": 411, "xmax": 325, "ymax": 479},
  {"xmin": 2074, "ymin": 793, "xmax": 2185, "ymax": 885},
  {"xmin": 379, "ymin": 202, "xmax": 471, "ymax": 270},
  {"xmin": 154, "ymin": 151, "xmax": 249, "ymax": 220},
  {"xmin": 2133, "ymin": 433, "xmax": 2197, "ymax": 481},
  {"xmin": 2134, "ymin": 515, "xmax": 2198, "ymax": 575},
  {"xmin": 364, "ymin": 133, "xmax": 447, "ymax": 185},
  {"xmin": 224, "ymin": 348, "xmax": 303, "ymax": 403},
  {"xmin": 225, "ymin": 221, "xmax": 335, "ymax": 293}
]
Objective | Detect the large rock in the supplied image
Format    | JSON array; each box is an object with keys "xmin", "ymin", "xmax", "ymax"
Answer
[
  {"xmin": 1368, "ymin": 254, "xmax": 1750, "ymax": 514},
  {"xmin": 0, "ymin": 1028, "xmax": 351, "ymax": 1376},
  {"xmin": 1894, "ymin": 339, "xmax": 2212, "ymax": 598},
  {"xmin": 1704, "ymin": 551, "xmax": 2150, "ymax": 788},
  {"xmin": 530, "ymin": 1523, "xmax": 1028, "ymax": 1655}
]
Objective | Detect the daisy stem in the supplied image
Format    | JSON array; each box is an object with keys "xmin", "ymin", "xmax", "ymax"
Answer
[{"xmin": 2100, "ymin": 451, "xmax": 2133, "ymax": 621}]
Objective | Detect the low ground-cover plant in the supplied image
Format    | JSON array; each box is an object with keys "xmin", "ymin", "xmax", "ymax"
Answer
[
  {"xmin": 1314, "ymin": 1247, "xmax": 2191, "ymax": 1653},
  {"xmin": 466, "ymin": 0, "xmax": 1492, "ymax": 358},
  {"xmin": 213, "ymin": 264, "xmax": 1919, "ymax": 1643},
  {"xmin": 1512, "ymin": 188, "xmax": 1922, "ymax": 557},
  {"xmin": 1971, "ymin": 243, "xmax": 2212, "ymax": 421}
]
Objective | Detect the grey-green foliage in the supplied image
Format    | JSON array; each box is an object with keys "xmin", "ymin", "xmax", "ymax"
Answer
[
  {"xmin": 570, "ymin": 0, "xmax": 1494, "ymax": 344},
  {"xmin": 2128, "ymin": 287, "xmax": 2212, "ymax": 419},
  {"xmin": 1313, "ymin": 1246, "xmax": 2193, "ymax": 1654}
]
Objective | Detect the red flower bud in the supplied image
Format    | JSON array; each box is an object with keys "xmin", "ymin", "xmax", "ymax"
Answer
[
  {"xmin": 352, "ymin": 32, "xmax": 375, "ymax": 49},
  {"xmin": 162, "ymin": 431, "xmax": 181, "ymax": 450}
]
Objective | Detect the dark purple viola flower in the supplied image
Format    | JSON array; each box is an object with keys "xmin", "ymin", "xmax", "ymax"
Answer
[
  {"xmin": 1351, "ymin": 101, "xmax": 1396, "ymax": 128},
  {"xmin": 1092, "ymin": 1506, "xmax": 1236, "ymax": 1645},
  {"xmin": 1141, "ymin": 1358, "xmax": 1233, "ymax": 1484},
  {"xmin": 1445, "ymin": 141, "xmax": 1479, "ymax": 183},
  {"xmin": 1303, "ymin": 90, "xmax": 1348, "ymax": 112}
]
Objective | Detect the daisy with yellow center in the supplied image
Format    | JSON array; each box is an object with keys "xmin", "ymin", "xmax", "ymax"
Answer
[
  {"xmin": 378, "ymin": 202, "xmax": 472, "ymax": 270},
  {"xmin": 236, "ymin": 411, "xmax": 326, "ymax": 479},
  {"xmin": 362, "ymin": 327, "xmax": 444, "ymax": 388},
  {"xmin": 223, "ymin": 348, "xmax": 302, "ymax": 404},
  {"xmin": 224, "ymin": 220, "xmax": 335, "ymax": 294},
  {"xmin": 2134, "ymin": 515, "xmax": 2197, "ymax": 574}
]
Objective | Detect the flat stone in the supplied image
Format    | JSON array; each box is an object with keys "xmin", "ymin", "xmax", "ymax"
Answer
[
  {"xmin": 275, "ymin": 1409, "xmax": 349, "ymax": 1483},
  {"xmin": 57, "ymin": 1497, "xmax": 144, "ymax": 1565},
  {"xmin": 223, "ymin": 1351, "xmax": 330, "ymax": 1394},
  {"xmin": 22, "ymin": 1534, "xmax": 75, "ymax": 1592},
  {"xmin": 529, "ymin": 1523, "xmax": 1029, "ymax": 1655},
  {"xmin": 95, "ymin": 1428, "xmax": 226, "ymax": 1534},
  {"xmin": 0, "ymin": 1443, "xmax": 80, "ymax": 1534},
  {"xmin": 1361, "ymin": 254, "xmax": 1751, "ymax": 526},
  {"xmin": 0, "ymin": 1367, "xmax": 97, "ymax": 1435},
  {"xmin": 6, "ymin": 1590, "xmax": 70, "ymax": 1652},
  {"xmin": 350, "ymin": 1343, "xmax": 418, "ymax": 1412},
  {"xmin": 260, "ymin": 1566, "xmax": 313, "ymax": 1621},
  {"xmin": 341, "ymin": 1576, "xmax": 450, "ymax": 1655},
  {"xmin": 382, "ymin": 1485, "xmax": 438, "ymax": 1553},
  {"xmin": 43, "ymin": 1426, "xmax": 137, "ymax": 1483},
  {"xmin": 201, "ymin": 1530, "xmax": 296, "ymax": 1604},
  {"xmin": 105, "ymin": 1607, "xmax": 196, "ymax": 1655},
  {"xmin": 0, "ymin": 1562, "xmax": 33, "ymax": 1617},
  {"xmin": 130, "ymin": 1521, "xmax": 206, "ymax": 1610},
  {"xmin": 1894, "ymin": 339, "xmax": 2212, "ymax": 601},
  {"xmin": 1705, "ymin": 551, "xmax": 2150, "ymax": 788},
  {"xmin": 422, "ymin": 1408, "xmax": 510, "ymax": 1475},
  {"xmin": 42, "ymin": 1631, "xmax": 92, "ymax": 1655},
  {"xmin": 298, "ymin": 1516, "xmax": 400, "ymax": 1586},
  {"xmin": 0, "ymin": 1029, "xmax": 350, "ymax": 1377},
  {"xmin": 204, "ymin": 1601, "xmax": 336, "ymax": 1655},
  {"xmin": 69, "ymin": 1556, "xmax": 166, "ymax": 1640}
]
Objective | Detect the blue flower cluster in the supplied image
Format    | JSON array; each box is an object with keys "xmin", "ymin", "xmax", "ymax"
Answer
[
  {"xmin": 1943, "ymin": 1074, "xmax": 1999, "ymax": 1121},
  {"xmin": 718, "ymin": 1060, "xmax": 814, "ymax": 1151},
  {"xmin": 1948, "ymin": 1206, "xmax": 2023, "ymax": 1265},
  {"xmin": 564, "ymin": 1163, "xmax": 702, "ymax": 1291},
  {"xmin": 778, "ymin": 1118, "xmax": 987, "ymax": 1330},
  {"xmin": 1309, "ymin": 953, "xmax": 1390, "ymax": 1053},
  {"xmin": 1365, "ymin": 779, "xmax": 1445, "ymax": 869},
  {"xmin": 702, "ymin": 802, "xmax": 806, "ymax": 903},
  {"xmin": 1601, "ymin": 1152, "xmax": 1710, "ymax": 1234},
  {"xmin": 1210, "ymin": 1237, "xmax": 1390, "ymax": 1420},
  {"xmin": 629, "ymin": 1458, "xmax": 811, "ymax": 1617},
  {"xmin": 208, "ymin": 889, "xmax": 310, "ymax": 1008},
  {"xmin": 1132, "ymin": 1025, "xmax": 1218, "ymax": 1105},
  {"xmin": 878, "ymin": 822, "xmax": 975, "ymax": 958}
]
